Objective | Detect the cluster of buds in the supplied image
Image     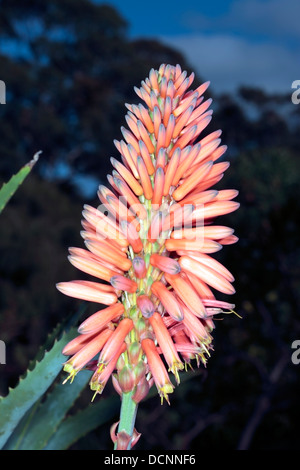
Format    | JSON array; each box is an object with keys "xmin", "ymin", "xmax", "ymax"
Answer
[{"xmin": 57, "ymin": 63, "xmax": 239, "ymax": 449}]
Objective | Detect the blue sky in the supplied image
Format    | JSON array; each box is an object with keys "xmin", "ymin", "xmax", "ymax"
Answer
[{"xmin": 96, "ymin": 0, "xmax": 300, "ymax": 93}]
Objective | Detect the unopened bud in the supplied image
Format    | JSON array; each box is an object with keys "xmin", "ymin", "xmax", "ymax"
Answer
[
  {"xmin": 133, "ymin": 360, "xmax": 146, "ymax": 385},
  {"xmin": 132, "ymin": 377, "xmax": 150, "ymax": 403},
  {"xmin": 135, "ymin": 317, "xmax": 147, "ymax": 338},
  {"xmin": 132, "ymin": 257, "xmax": 146, "ymax": 278},
  {"xmin": 110, "ymin": 275, "xmax": 138, "ymax": 294},
  {"xmin": 137, "ymin": 294, "xmax": 155, "ymax": 318},
  {"xmin": 116, "ymin": 354, "xmax": 125, "ymax": 372},
  {"xmin": 112, "ymin": 373, "xmax": 122, "ymax": 396},
  {"xmin": 118, "ymin": 365, "xmax": 135, "ymax": 393},
  {"xmin": 128, "ymin": 341, "xmax": 141, "ymax": 365}
]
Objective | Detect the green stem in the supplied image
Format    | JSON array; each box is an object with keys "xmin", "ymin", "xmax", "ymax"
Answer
[{"xmin": 114, "ymin": 391, "xmax": 138, "ymax": 450}]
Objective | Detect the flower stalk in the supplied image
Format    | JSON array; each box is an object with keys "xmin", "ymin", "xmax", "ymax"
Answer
[{"xmin": 114, "ymin": 390, "xmax": 139, "ymax": 450}]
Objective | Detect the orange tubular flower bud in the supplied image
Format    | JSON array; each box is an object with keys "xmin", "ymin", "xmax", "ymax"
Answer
[
  {"xmin": 120, "ymin": 220, "xmax": 143, "ymax": 253},
  {"xmin": 191, "ymin": 137, "xmax": 221, "ymax": 167},
  {"xmin": 62, "ymin": 330, "xmax": 101, "ymax": 356},
  {"xmin": 138, "ymin": 103, "xmax": 154, "ymax": 133},
  {"xmin": 112, "ymin": 174, "xmax": 148, "ymax": 220},
  {"xmin": 141, "ymin": 338, "xmax": 174, "ymax": 404},
  {"xmin": 219, "ymin": 235, "xmax": 239, "ymax": 245},
  {"xmin": 98, "ymin": 318, "xmax": 133, "ymax": 367},
  {"xmin": 137, "ymin": 120, "xmax": 155, "ymax": 154},
  {"xmin": 132, "ymin": 256, "xmax": 147, "ymax": 278},
  {"xmin": 84, "ymin": 239, "xmax": 132, "ymax": 271},
  {"xmin": 162, "ymin": 203, "xmax": 194, "ymax": 233},
  {"xmin": 156, "ymin": 123, "xmax": 166, "ymax": 155},
  {"xmin": 179, "ymin": 255, "xmax": 235, "ymax": 295},
  {"xmin": 137, "ymin": 294, "xmax": 155, "ymax": 319},
  {"xmin": 110, "ymin": 157, "xmax": 143, "ymax": 197},
  {"xmin": 116, "ymin": 139, "xmax": 139, "ymax": 179},
  {"xmin": 150, "ymin": 254, "xmax": 181, "ymax": 275},
  {"xmin": 164, "ymin": 272, "xmax": 207, "ymax": 318},
  {"xmin": 110, "ymin": 275, "xmax": 138, "ymax": 294},
  {"xmin": 148, "ymin": 312, "xmax": 184, "ymax": 383},
  {"xmin": 156, "ymin": 148, "xmax": 166, "ymax": 169},
  {"xmin": 63, "ymin": 328, "xmax": 114, "ymax": 383},
  {"xmin": 183, "ymin": 271, "xmax": 216, "ymax": 300},
  {"xmin": 192, "ymin": 200, "xmax": 240, "ymax": 220},
  {"xmin": 172, "ymin": 189, "xmax": 217, "ymax": 209},
  {"xmin": 171, "ymin": 144, "xmax": 200, "ymax": 186},
  {"xmin": 125, "ymin": 112, "xmax": 140, "ymax": 140},
  {"xmin": 173, "ymin": 105, "xmax": 194, "ymax": 138},
  {"xmin": 121, "ymin": 126, "xmax": 139, "ymax": 153},
  {"xmin": 169, "ymin": 124, "xmax": 197, "ymax": 157},
  {"xmin": 178, "ymin": 251, "xmax": 234, "ymax": 282},
  {"xmin": 90, "ymin": 342, "xmax": 127, "ymax": 399},
  {"xmin": 137, "ymin": 156, "xmax": 153, "ymax": 200},
  {"xmin": 82, "ymin": 207, "xmax": 128, "ymax": 248},
  {"xmin": 172, "ymin": 161, "xmax": 213, "ymax": 201},
  {"xmin": 151, "ymin": 167, "xmax": 165, "ymax": 208},
  {"xmin": 187, "ymin": 98, "xmax": 213, "ymax": 127},
  {"xmin": 215, "ymin": 189, "xmax": 239, "ymax": 201},
  {"xmin": 165, "ymin": 238, "xmax": 222, "ymax": 254},
  {"xmin": 165, "ymin": 111, "xmax": 175, "ymax": 146},
  {"xmin": 151, "ymin": 281, "xmax": 184, "ymax": 321},
  {"xmin": 147, "ymin": 211, "xmax": 165, "ymax": 243},
  {"xmin": 163, "ymin": 148, "xmax": 180, "ymax": 196},
  {"xmin": 139, "ymin": 140, "xmax": 155, "ymax": 175},
  {"xmin": 181, "ymin": 304, "xmax": 211, "ymax": 348},
  {"xmin": 105, "ymin": 195, "xmax": 139, "ymax": 232},
  {"xmin": 202, "ymin": 225, "xmax": 234, "ymax": 240},
  {"xmin": 68, "ymin": 251, "xmax": 119, "ymax": 283},
  {"xmin": 56, "ymin": 280, "xmax": 118, "ymax": 306},
  {"xmin": 78, "ymin": 303, "xmax": 125, "ymax": 335},
  {"xmin": 68, "ymin": 247, "xmax": 124, "ymax": 275}
]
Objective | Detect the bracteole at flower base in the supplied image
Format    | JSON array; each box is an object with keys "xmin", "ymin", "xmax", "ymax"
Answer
[{"xmin": 56, "ymin": 63, "xmax": 240, "ymax": 450}]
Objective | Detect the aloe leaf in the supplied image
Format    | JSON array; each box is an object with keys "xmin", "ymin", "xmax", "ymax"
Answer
[
  {"xmin": 0, "ymin": 151, "xmax": 41, "ymax": 214},
  {"xmin": 44, "ymin": 395, "xmax": 119, "ymax": 450},
  {"xmin": 27, "ymin": 302, "xmax": 87, "ymax": 367},
  {"xmin": 0, "ymin": 326, "xmax": 77, "ymax": 449},
  {"xmin": 4, "ymin": 370, "xmax": 92, "ymax": 450},
  {"xmin": 2, "ymin": 399, "xmax": 42, "ymax": 451}
]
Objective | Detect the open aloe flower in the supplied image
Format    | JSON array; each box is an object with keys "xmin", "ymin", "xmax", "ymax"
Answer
[{"xmin": 57, "ymin": 63, "xmax": 239, "ymax": 450}]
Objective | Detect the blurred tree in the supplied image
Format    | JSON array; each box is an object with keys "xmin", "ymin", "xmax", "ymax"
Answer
[
  {"xmin": 0, "ymin": 173, "xmax": 83, "ymax": 393},
  {"xmin": 0, "ymin": 0, "xmax": 194, "ymax": 189}
]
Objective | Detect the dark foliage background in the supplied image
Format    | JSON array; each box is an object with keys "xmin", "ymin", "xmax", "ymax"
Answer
[{"xmin": 0, "ymin": 0, "xmax": 299, "ymax": 450}]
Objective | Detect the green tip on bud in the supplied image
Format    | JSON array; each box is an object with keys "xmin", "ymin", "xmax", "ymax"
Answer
[
  {"xmin": 134, "ymin": 317, "xmax": 150, "ymax": 341},
  {"xmin": 128, "ymin": 342, "xmax": 142, "ymax": 365}
]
